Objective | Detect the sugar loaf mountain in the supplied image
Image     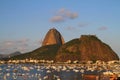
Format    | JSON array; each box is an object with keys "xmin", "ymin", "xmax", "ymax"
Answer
[{"xmin": 10, "ymin": 28, "xmax": 119, "ymax": 62}]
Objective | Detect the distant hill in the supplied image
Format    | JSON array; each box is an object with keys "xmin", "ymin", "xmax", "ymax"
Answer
[
  {"xmin": 0, "ymin": 54, "xmax": 6, "ymax": 59},
  {"xmin": 56, "ymin": 35, "xmax": 119, "ymax": 62},
  {"xmin": 9, "ymin": 51, "xmax": 21, "ymax": 57},
  {"xmin": 0, "ymin": 51, "xmax": 21, "ymax": 60}
]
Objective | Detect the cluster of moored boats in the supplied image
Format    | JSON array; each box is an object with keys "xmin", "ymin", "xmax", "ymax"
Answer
[{"xmin": 0, "ymin": 60, "xmax": 119, "ymax": 80}]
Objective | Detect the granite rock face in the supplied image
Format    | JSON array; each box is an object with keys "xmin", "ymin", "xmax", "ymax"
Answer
[
  {"xmin": 56, "ymin": 35, "xmax": 119, "ymax": 62},
  {"xmin": 42, "ymin": 28, "xmax": 64, "ymax": 46}
]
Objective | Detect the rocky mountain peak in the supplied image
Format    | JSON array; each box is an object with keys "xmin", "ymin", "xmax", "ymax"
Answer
[{"xmin": 42, "ymin": 28, "xmax": 64, "ymax": 46}]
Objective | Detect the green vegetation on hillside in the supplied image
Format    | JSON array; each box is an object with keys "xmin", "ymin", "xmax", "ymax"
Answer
[
  {"xmin": 10, "ymin": 44, "xmax": 60, "ymax": 60},
  {"xmin": 56, "ymin": 35, "xmax": 119, "ymax": 62}
]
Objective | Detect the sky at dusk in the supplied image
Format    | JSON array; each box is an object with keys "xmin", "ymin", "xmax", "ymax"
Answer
[{"xmin": 0, "ymin": 0, "xmax": 120, "ymax": 57}]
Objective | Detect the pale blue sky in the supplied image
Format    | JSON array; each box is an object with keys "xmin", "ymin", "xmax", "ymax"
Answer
[{"xmin": 0, "ymin": 0, "xmax": 120, "ymax": 57}]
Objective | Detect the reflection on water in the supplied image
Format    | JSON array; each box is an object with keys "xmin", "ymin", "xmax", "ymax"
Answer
[{"xmin": 0, "ymin": 64, "xmax": 118, "ymax": 80}]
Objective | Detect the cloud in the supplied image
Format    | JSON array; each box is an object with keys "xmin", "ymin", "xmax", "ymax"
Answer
[
  {"xmin": 39, "ymin": 39, "xmax": 43, "ymax": 45},
  {"xmin": 0, "ymin": 47, "xmax": 8, "ymax": 53},
  {"xmin": 4, "ymin": 41, "xmax": 14, "ymax": 46},
  {"xmin": 33, "ymin": 39, "xmax": 43, "ymax": 47},
  {"xmin": 3, "ymin": 38, "xmax": 29, "ymax": 46},
  {"xmin": 50, "ymin": 8, "xmax": 78, "ymax": 23},
  {"xmin": 65, "ymin": 12, "xmax": 78, "ymax": 19},
  {"xmin": 78, "ymin": 22, "xmax": 89, "ymax": 27},
  {"xmin": 98, "ymin": 26, "xmax": 108, "ymax": 31},
  {"xmin": 17, "ymin": 47, "xmax": 27, "ymax": 52},
  {"xmin": 58, "ymin": 8, "xmax": 66, "ymax": 15},
  {"xmin": 66, "ymin": 26, "xmax": 76, "ymax": 31},
  {"xmin": 50, "ymin": 16, "xmax": 64, "ymax": 22},
  {"xmin": 16, "ymin": 38, "xmax": 29, "ymax": 43},
  {"xmin": 0, "ymin": 38, "xmax": 30, "ymax": 54},
  {"xmin": 58, "ymin": 8, "xmax": 78, "ymax": 19}
]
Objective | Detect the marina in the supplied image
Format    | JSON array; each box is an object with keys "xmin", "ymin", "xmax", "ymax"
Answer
[{"xmin": 0, "ymin": 60, "xmax": 120, "ymax": 80}]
